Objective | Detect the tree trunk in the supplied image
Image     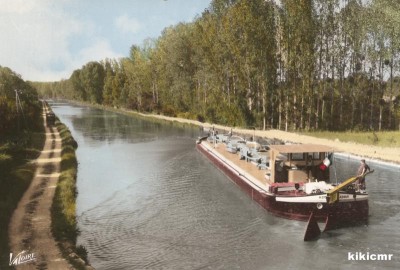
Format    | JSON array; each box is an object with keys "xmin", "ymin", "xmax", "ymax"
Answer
[
  {"xmin": 293, "ymin": 91, "xmax": 297, "ymax": 130},
  {"xmin": 389, "ymin": 57, "xmax": 393, "ymax": 129},
  {"xmin": 351, "ymin": 96, "xmax": 355, "ymax": 129},
  {"xmin": 300, "ymin": 79, "xmax": 305, "ymax": 130},
  {"xmin": 197, "ymin": 79, "xmax": 200, "ymax": 104},
  {"xmin": 262, "ymin": 88, "xmax": 266, "ymax": 130},
  {"xmin": 226, "ymin": 70, "xmax": 230, "ymax": 106},
  {"xmin": 285, "ymin": 93, "xmax": 289, "ymax": 132},
  {"xmin": 330, "ymin": 54, "xmax": 335, "ymax": 130},
  {"xmin": 360, "ymin": 102, "xmax": 364, "ymax": 128},
  {"xmin": 152, "ymin": 81, "xmax": 157, "ymax": 105},
  {"xmin": 370, "ymin": 80, "xmax": 374, "ymax": 130}
]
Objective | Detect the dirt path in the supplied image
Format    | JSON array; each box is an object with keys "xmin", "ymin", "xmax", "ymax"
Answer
[
  {"xmin": 135, "ymin": 112, "xmax": 400, "ymax": 165},
  {"xmin": 8, "ymin": 104, "xmax": 72, "ymax": 269}
]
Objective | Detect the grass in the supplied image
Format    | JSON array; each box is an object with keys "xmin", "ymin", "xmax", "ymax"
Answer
[
  {"xmin": 301, "ymin": 130, "xmax": 400, "ymax": 147},
  {"xmin": 51, "ymin": 117, "xmax": 89, "ymax": 269},
  {"xmin": 0, "ymin": 129, "xmax": 45, "ymax": 269}
]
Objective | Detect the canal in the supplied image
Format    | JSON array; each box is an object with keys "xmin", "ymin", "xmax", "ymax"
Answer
[{"xmin": 51, "ymin": 102, "xmax": 400, "ymax": 270}]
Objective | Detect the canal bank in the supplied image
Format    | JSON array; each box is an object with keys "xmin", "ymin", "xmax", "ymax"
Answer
[
  {"xmin": 50, "ymin": 109, "xmax": 93, "ymax": 270},
  {"xmin": 8, "ymin": 103, "xmax": 72, "ymax": 269},
  {"xmin": 61, "ymin": 99, "xmax": 400, "ymax": 166},
  {"xmin": 50, "ymin": 102, "xmax": 400, "ymax": 269},
  {"xmin": 8, "ymin": 102, "xmax": 92, "ymax": 269},
  {"xmin": 134, "ymin": 113, "xmax": 400, "ymax": 166}
]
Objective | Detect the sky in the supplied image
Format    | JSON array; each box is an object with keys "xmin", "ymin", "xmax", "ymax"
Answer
[{"xmin": 0, "ymin": 0, "xmax": 211, "ymax": 82}]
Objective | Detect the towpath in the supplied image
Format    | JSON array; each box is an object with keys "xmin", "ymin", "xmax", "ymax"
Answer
[
  {"xmin": 135, "ymin": 111, "xmax": 400, "ymax": 164},
  {"xmin": 8, "ymin": 103, "xmax": 72, "ymax": 269}
]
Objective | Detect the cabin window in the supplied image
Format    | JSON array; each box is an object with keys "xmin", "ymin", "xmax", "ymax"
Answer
[
  {"xmin": 290, "ymin": 153, "xmax": 304, "ymax": 160},
  {"xmin": 312, "ymin": 152, "xmax": 321, "ymax": 160}
]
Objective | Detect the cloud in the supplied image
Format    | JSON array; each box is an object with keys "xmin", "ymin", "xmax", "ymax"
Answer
[
  {"xmin": 115, "ymin": 14, "xmax": 142, "ymax": 34},
  {"xmin": 76, "ymin": 39, "xmax": 123, "ymax": 65},
  {"xmin": 0, "ymin": 0, "xmax": 122, "ymax": 82},
  {"xmin": 0, "ymin": 0, "xmax": 211, "ymax": 82},
  {"xmin": 0, "ymin": 0, "xmax": 37, "ymax": 14}
]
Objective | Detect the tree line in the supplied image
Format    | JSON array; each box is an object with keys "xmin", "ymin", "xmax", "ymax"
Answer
[
  {"xmin": 0, "ymin": 66, "xmax": 42, "ymax": 140},
  {"xmin": 34, "ymin": 0, "xmax": 400, "ymax": 131}
]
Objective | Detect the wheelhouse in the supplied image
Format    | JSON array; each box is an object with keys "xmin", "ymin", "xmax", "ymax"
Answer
[{"xmin": 268, "ymin": 144, "xmax": 333, "ymax": 183}]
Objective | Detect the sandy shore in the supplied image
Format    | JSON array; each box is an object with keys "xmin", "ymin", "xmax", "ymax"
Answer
[{"xmin": 136, "ymin": 112, "xmax": 400, "ymax": 166}]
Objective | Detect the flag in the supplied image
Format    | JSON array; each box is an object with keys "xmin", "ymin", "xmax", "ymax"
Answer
[{"xmin": 319, "ymin": 153, "xmax": 333, "ymax": 171}]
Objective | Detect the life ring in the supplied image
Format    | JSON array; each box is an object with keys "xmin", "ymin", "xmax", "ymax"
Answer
[{"xmin": 316, "ymin": 203, "xmax": 323, "ymax": 210}]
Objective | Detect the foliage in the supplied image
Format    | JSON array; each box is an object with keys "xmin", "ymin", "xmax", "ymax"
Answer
[
  {"xmin": 1, "ymin": 66, "xmax": 42, "ymax": 137},
  {"xmin": 51, "ymin": 117, "xmax": 88, "ymax": 268},
  {"xmin": 51, "ymin": 117, "xmax": 78, "ymax": 242},
  {"xmin": 34, "ymin": 0, "xmax": 400, "ymax": 132}
]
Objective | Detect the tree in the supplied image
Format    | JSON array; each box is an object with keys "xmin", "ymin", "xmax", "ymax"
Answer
[
  {"xmin": 41, "ymin": 0, "xmax": 400, "ymax": 132},
  {"xmin": 0, "ymin": 66, "xmax": 42, "ymax": 137},
  {"xmin": 81, "ymin": 62, "xmax": 105, "ymax": 104}
]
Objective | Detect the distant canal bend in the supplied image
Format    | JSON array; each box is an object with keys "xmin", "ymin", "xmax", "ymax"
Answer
[{"xmin": 50, "ymin": 102, "xmax": 400, "ymax": 270}]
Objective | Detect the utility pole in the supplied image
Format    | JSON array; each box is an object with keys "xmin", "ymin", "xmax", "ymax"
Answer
[
  {"xmin": 15, "ymin": 89, "xmax": 20, "ymax": 132},
  {"xmin": 14, "ymin": 89, "xmax": 25, "ymax": 132}
]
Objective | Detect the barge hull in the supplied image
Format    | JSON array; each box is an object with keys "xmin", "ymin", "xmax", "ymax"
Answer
[{"xmin": 196, "ymin": 142, "xmax": 368, "ymax": 226}]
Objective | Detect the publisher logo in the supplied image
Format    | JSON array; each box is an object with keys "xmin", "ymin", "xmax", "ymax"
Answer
[
  {"xmin": 9, "ymin": 250, "xmax": 36, "ymax": 266},
  {"xmin": 348, "ymin": 252, "xmax": 393, "ymax": 261}
]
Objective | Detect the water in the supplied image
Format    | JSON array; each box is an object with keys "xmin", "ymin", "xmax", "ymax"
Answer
[{"xmin": 51, "ymin": 102, "xmax": 400, "ymax": 270}]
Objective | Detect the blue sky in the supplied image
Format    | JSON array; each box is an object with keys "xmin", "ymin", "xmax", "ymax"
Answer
[{"xmin": 0, "ymin": 0, "xmax": 211, "ymax": 82}]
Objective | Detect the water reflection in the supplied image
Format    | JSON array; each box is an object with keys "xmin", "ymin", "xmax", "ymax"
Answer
[
  {"xmin": 50, "ymin": 102, "xmax": 400, "ymax": 270},
  {"xmin": 52, "ymin": 102, "xmax": 197, "ymax": 146}
]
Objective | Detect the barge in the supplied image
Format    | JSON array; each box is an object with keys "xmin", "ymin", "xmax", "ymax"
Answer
[{"xmin": 196, "ymin": 134, "xmax": 372, "ymax": 239}]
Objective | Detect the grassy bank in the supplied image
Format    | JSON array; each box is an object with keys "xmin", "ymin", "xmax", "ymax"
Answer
[
  {"xmin": 51, "ymin": 116, "xmax": 89, "ymax": 269},
  {"xmin": 0, "ymin": 127, "xmax": 45, "ymax": 268},
  {"xmin": 66, "ymin": 99, "xmax": 201, "ymax": 130},
  {"xmin": 55, "ymin": 100, "xmax": 400, "ymax": 164},
  {"xmin": 78, "ymin": 100, "xmax": 400, "ymax": 148},
  {"xmin": 301, "ymin": 131, "xmax": 400, "ymax": 148}
]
